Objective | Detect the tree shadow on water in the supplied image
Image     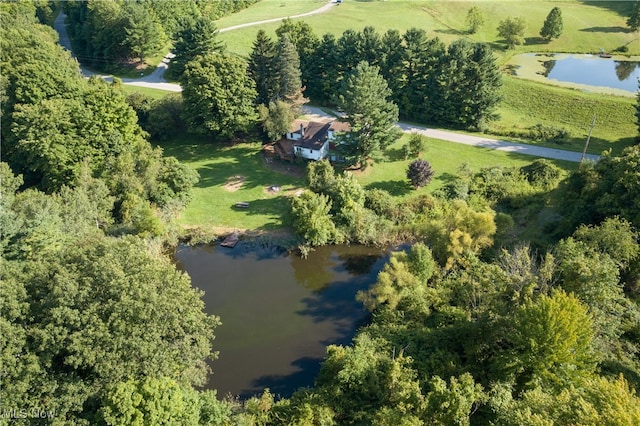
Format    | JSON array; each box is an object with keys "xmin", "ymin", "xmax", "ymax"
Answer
[{"xmin": 245, "ymin": 356, "xmax": 325, "ymax": 399}]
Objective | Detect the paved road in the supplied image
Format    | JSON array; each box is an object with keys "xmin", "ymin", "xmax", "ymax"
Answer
[
  {"xmin": 54, "ymin": 12, "xmax": 182, "ymax": 91},
  {"xmin": 53, "ymin": 8, "xmax": 599, "ymax": 164},
  {"xmin": 303, "ymin": 106, "xmax": 600, "ymax": 163},
  {"xmin": 54, "ymin": 1, "xmax": 336, "ymax": 92},
  {"xmin": 219, "ymin": 0, "xmax": 336, "ymax": 33}
]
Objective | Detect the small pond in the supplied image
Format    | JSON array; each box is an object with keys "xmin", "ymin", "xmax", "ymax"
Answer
[
  {"xmin": 517, "ymin": 53, "xmax": 640, "ymax": 93},
  {"xmin": 174, "ymin": 243, "xmax": 388, "ymax": 398}
]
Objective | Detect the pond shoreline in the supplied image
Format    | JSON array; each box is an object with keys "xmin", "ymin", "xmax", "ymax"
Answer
[{"xmin": 505, "ymin": 52, "xmax": 640, "ymax": 97}]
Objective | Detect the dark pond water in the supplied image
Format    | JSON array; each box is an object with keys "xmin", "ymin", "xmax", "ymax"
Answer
[
  {"xmin": 539, "ymin": 54, "xmax": 640, "ymax": 92},
  {"xmin": 173, "ymin": 243, "xmax": 388, "ymax": 398}
]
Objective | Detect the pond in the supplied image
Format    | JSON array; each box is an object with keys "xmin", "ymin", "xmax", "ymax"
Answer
[
  {"xmin": 174, "ymin": 243, "xmax": 388, "ymax": 398},
  {"xmin": 513, "ymin": 53, "xmax": 640, "ymax": 93}
]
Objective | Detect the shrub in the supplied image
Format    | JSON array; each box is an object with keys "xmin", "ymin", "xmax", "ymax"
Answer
[
  {"xmin": 528, "ymin": 123, "xmax": 568, "ymax": 143},
  {"xmin": 365, "ymin": 188, "xmax": 396, "ymax": 219},
  {"xmin": 407, "ymin": 159, "xmax": 434, "ymax": 189},
  {"xmin": 520, "ymin": 159, "xmax": 564, "ymax": 189}
]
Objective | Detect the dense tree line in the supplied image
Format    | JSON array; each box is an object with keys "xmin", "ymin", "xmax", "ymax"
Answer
[
  {"xmin": 272, "ymin": 23, "xmax": 502, "ymax": 130},
  {"xmin": 62, "ymin": 0, "xmax": 258, "ymax": 70},
  {"xmin": 0, "ymin": 7, "xmax": 223, "ymax": 424},
  {"xmin": 1, "ymin": 8, "xmax": 197, "ymax": 232}
]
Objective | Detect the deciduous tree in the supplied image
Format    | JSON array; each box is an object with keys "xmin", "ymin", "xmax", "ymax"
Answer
[
  {"xmin": 181, "ymin": 52, "xmax": 257, "ymax": 138},
  {"xmin": 466, "ymin": 6, "xmax": 485, "ymax": 34},
  {"xmin": 258, "ymin": 100, "xmax": 295, "ymax": 141},
  {"xmin": 497, "ymin": 17, "xmax": 527, "ymax": 48},
  {"xmin": 290, "ymin": 191, "xmax": 336, "ymax": 246}
]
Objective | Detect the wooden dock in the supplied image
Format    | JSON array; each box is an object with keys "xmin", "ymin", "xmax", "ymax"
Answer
[{"xmin": 220, "ymin": 232, "xmax": 240, "ymax": 248}]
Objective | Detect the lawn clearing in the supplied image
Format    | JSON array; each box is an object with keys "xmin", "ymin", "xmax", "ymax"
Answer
[
  {"xmin": 493, "ymin": 75, "xmax": 636, "ymax": 156},
  {"xmin": 353, "ymin": 133, "xmax": 577, "ymax": 199},
  {"xmin": 161, "ymin": 132, "xmax": 578, "ymax": 232},
  {"xmin": 216, "ymin": 0, "xmax": 327, "ymax": 30},
  {"xmin": 158, "ymin": 136, "xmax": 305, "ymax": 231}
]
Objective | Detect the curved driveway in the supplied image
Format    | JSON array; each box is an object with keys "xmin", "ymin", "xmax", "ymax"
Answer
[{"xmin": 54, "ymin": 5, "xmax": 600, "ymax": 164}]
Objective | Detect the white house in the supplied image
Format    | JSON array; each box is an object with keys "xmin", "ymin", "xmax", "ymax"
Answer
[{"xmin": 274, "ymin": 119, "xmax": 350, "ymax": 161}]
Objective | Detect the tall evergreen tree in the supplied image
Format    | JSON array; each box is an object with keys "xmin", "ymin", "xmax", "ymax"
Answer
[
  {"xmin": 248, "ymin": 29, "xmax": 277, "ymax": 105},
  {"xmin": 274, "ymin": 34, "xmax": 302, "ymax": 101},
  {"xmin": 305, "ymin": 33, "xmax": 338, "ymax": 103},
  {"xmin": 540, "ymin": 7, "xmax": 563, "ymax": 41},
  {"xmin": 430, "ymin": 40, "xmax": 502, "ymax": 129},
  {"xmin": 335, "ymin": 61, "xmax": 401, "ymax": 168},
  {"xmin": 335, "ymin": 29, "xmax": 362, "ymax": 82},
  {"xmin": 275, "ymin": 18, "xmax": 318, "ymax": 92},
  {"xmin": 273, "ymin": 34, "xmax": 308, "ymax": 115},
  {"xmin": 400, "ymin": 28, "xmax": 445, "ymax": 122},
  {"xmin": 357, "ymin": 26, "xmax": 382, "ymax": 68},
  {"xmin": 169, "ymin": 16, "xmax": 223, "ymax": 79},
  {"xmin": 122, "ymin": 2, "xmax": 167, "ymax": 63},
  {"xmin": 379, "ymin": 29, "xmax": 405, "ymax": 107}
]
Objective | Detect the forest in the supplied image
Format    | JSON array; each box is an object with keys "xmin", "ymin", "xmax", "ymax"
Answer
[{"xmin": 1, "ymin": 0, "xmax": 639, "ymax": 425}]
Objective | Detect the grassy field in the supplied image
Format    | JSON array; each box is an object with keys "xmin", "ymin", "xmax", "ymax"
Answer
[
  {"xmin": 159, "ymin": 136, "xmax": 304, "ymax": 231},
  {"xmin": 157, "ymin": 133, "xmax": 576, "ymax": 232},
  {"xmin": 354, "ymin": 133, "xmax": 576, "ymax": 197},
  {"xmin": 492, "ymin": 75, "xmax": 637, "ymax": 156},
  {"xmin": 218, "ymin": 0, "xmax": 638, "ymax": 58},
  {"xmin": 216, "ymin": 0, "xmax": 327, "ymax": 29}
]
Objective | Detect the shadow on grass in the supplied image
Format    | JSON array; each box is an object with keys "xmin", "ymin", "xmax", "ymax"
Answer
[
  {"xmin": 525, "ymin": 36, "xmax": 551, "ymax": 46},
  {"xmin": 435, "ymin": 172, "xmax": 459, "ymax": 185},
  {"xmin": 576, "ymin": 1, "xmax": 633, "ymax": 17},
  {"xmin": 434, "ymin": 28, "xmax": 466, "ymax": 36},
  {"xmin": 580, "ymin": 26, "xmax": 630, "ymax": 33},
  {"xmin": 365, "ymin": 180, "xmax": 411, "ymax": 197}
]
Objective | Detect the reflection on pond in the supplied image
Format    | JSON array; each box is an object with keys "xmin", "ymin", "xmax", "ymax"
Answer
[
  {"xmin": 173, "ymin": 243, "xmax": 388, "ymax": 398},
  {"xmin": 529, "ymin": 53, "xmax": 639, "ymax": 92}
]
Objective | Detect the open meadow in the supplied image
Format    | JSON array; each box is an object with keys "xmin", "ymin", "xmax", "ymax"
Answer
[{"xmin": 217, "ymin": 0, "xmax": 639, "ymax": 58}]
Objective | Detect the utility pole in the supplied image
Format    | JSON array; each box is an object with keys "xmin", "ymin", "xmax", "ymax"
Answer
[{"xmin": 580, "ymin": 113, "xmax": 596, "ymax": 167}]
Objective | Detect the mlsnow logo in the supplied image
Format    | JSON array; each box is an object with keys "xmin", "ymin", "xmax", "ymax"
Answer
[{"xmin": 1, "ymin": 408, "xmax": 56, "ymax": 419}]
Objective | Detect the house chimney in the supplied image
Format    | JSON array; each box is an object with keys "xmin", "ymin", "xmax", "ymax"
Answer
[{"xmin": 300, "ymin": 123, "xmax": 305, "ymax": 138}]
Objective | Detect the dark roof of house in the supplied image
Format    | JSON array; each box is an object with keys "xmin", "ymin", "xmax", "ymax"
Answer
[{"xmin": 288, "ymin": 119, "xmax": 351, "ymax": 151}]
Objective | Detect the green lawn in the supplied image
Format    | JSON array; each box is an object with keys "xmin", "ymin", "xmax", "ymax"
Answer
[
  {"xmin": 120, "ymin": 84, "xmax": 170, "ymax": 100},
  {"xmin": 218, "ymin": 0, "xmax": 638, "ymax": 58},
  {"xmin": 353, "ymin": 133, "xmax": 576, "ymax": 198},
  {"xmin": 158, "ymin": 133, "xmax": 577, "ymax": 232},
  {"xmin": 215, "ymin": 0, "xmax": 327, "ymax": 29},
  {"xmin": 492, "ymin": 76, "xmax": 637, "ymax": 156},
  {"xmin": 158, "ymin": 136, "xmax": 304, "ymax": 231}
]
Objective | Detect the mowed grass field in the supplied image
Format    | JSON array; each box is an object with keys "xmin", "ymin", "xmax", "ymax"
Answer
[
  {"xmin": 493, "ymin": 76, "xmax": 637, "ymax": 156},
  {"xmin": 157, "ymin": 133, "xmax": 575, "ymax": 231},
  {"xmin": 217, "ymin": 0, "xmax": 638, "ymax": 58}
]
